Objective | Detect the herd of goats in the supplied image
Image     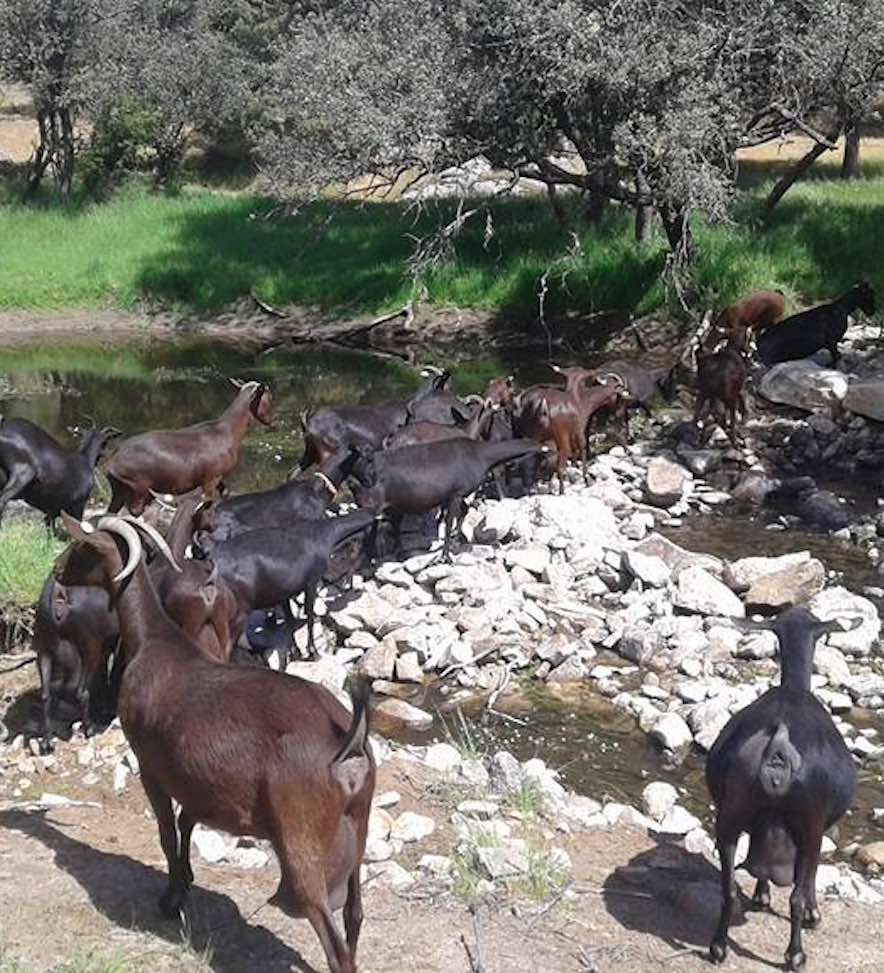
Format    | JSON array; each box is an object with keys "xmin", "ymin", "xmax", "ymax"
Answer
[{"xmin": 0, "ymin": 279, "xmax": 878, "ymax": 972}]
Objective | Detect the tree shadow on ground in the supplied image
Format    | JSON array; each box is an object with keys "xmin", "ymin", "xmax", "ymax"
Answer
[
  {"xmin": 0, "ymin": 809, "xmax": 319, "ymax": 973},
  {"xmin": 601, "ymin": 836, "xmax": 783, "ymax": 971}
]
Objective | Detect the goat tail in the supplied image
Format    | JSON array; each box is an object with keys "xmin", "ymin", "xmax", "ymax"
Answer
[
  {"xmin": 331, "ymin": 676, "xmax": 374, "ymax": 801},
  {"xmin": 334, "ymin": 675, "xmax": 372, "ymax": 764},
  {"xmin": 758, "ymin": 723, "xmax": 802, "ymax": 798}
]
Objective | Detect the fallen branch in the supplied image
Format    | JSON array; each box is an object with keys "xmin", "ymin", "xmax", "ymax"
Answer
[
  {"xmin": 0, "ymin": 653, "xmax": 35, "ymax": 674},
  {"xmin": 439, "ymin": 644, "xmax": 499, "ymax": 679},
  {"xmin": 250, "ymin": 290, "xmax": 287, "ymax": 319}
]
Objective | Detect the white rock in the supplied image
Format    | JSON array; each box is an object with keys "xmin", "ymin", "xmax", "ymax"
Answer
[
  {"xmin": 725, "ymin": 552, "xmax": 811, "ymax": 590},
  {"xmin": 623, "ymin": 550, "xmax": 671, "ymax": 588},
  {"xmin": 423, "ymin": 743, "xmax": 462, "ymax": 774},
  {"xmin": 688, "ymin": 697, "xmax": 733, "ymax": 751},
  {"xmin": 759, "ymin": 360, "xmax": 849, "ymax": 412},
  {"xmin": 644, "ymin": 457, "xmax": 691, "ymax": 508},
  {"xmin": 737, "ymin": 631, "xmax": 778, "ymax": 660},
  {"xmin": 814, "ymin": 643, "xmax": 852, "ymax": 687},
  {"xmin": 844, "ymin": 380, "xmax": 884, "ymax": 423},
  {"xmin": 374, "ymin": 698, "xmax": 434, "ymax": 730},
  {"xmin": 489, "ymin": 751, "xmax": 524, "ymax": 794},
  {"xmin": 659, "ymin": 805, "xmax": 702, "ymax": 835},
  {"xmin": 374, "ymin": 791, "xmax": 401, "ymax": 809},
  {"xmin": 192, "ymin": 826, "xmax": 237, "ymax": 864},
  {"xmin": 529, "ymin": 495, "xmax": 620, "ymax": 548},
  {"xmin": 419, "ymin": 854, "xmax": 454, "ymax": 878},
  {"xmin": 641, "ymin": 781, "xmax": 678, "ymax": 822},
  {"xmin": 674, "ymin": 567, "xmax": 745, "ymax": 618},
  {"xmin": 505, "ymin": 546, "xmax": 550, "ymax": 576},
  {"xmin": 363, "ymin": 861, "xmax": 415, "ymax": 889},
  {"xmin": 809, "ymin": 587, "xmax": 880, "ymax": 656},
  {"xmin": 390, "ymin": 811, "xmax": 436, "ymax": 843},
  {"xmin": 649, "ymin": 712, "xmax": 693, "ymax": 753}
]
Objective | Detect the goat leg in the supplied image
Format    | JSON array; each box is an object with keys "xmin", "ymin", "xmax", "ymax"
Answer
[
  {"xmin": 750, "ymin": 878, "xmax": 771, "ymax": 911},
  {"xmin": 343, "ymin": 868, "xmax": 364, "ymax": 957},
  {"xmin": 441, "ymin": 497, "xmax": 460, "ymax": 563},
  {"xmin": 0, "ymin": 463, "xmax": 35, "ymax": 524},
  {"xmin": 786, "ymin": 827, "xmax": 824, "ymax": 970},
  {"xmin": 303, "ymin": 582, "xmax": 318, "ymax": 659},
  {"xmin": 710, "ymin": 829, "xmax": 738, "ymax": 964},
  {"xmin": 38, "ymin": 653, "xmax": 54, "ymax": 755},
  {"xmin": 177, "ymin": 811, "xmax": 196, "ymax": 888},
  {"xmin": 141, "ymin": 772, "xmax": 191, "ymax": 920}
]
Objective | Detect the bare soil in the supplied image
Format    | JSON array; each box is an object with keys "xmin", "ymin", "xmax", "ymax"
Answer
[{"xmin": 0, "ymin": 664, "xmax": 881, "ymax": 973}]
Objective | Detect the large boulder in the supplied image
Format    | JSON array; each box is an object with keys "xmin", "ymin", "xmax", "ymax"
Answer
[
  {"xmin": 674, "ymin": 566, "xmax": 745, "ymax": 618},
  {"xmin": 724, "ymin": 552, "xmax": 811, "ymax": 591},
  {"xmin": 759, "ymin": 360, "xmax": 849, "ymax": 412},
  {"xmin": 809, "ymin": 587, "xmax": 880, "ymax": 656},
  {"xmin": 634, "ymin": 533, "xmax": 723, "ymax": 578},
  {"xmin": 528, "ymin": 495, "xmax": 620, "ymax": 548},
  {"xmin": 644, "ymin": 457, "xmax": 692, "ymax": 508},
  {"xmin": 744, "ymin": 559, "xmax": 826, "ymax": 612},
  {"xmin": 845, "ymin": 381, "xmax": 884, "ymax": 423}
]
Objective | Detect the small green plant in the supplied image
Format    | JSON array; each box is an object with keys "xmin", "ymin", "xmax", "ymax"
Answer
[
  {"xmin": 505, "ymin": 779, "xmax": 546, "ymax": 819},
  {"xmin": 438, "ymin": 707, "xmax": 485, "ymax": 763},
  {"xmin": 518, "ymin": 845, "xmax": 570, "ymax": 902},
  {"xmin": 0, "ymin": 520, "xmax": 66, "ymax": 606}
]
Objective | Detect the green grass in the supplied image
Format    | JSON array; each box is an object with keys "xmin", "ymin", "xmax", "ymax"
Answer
[
  {"xmin": 0, "ymin": 520, "xmax": 65, "ymax": 607},
  {"xmin": 1, "ymin": 174, "xmax": 884, "ymax": 319}
]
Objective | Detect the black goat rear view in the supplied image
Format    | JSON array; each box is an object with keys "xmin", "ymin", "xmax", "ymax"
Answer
[{"xmin": 705, "ymin": 606, "xmax": 857, "ymax": 970}]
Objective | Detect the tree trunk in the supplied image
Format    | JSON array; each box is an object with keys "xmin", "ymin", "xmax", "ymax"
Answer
[
  {"xmin": 765, "ymin": 125, "xmax": 842, "ymax": 212},
  {"xmin": 634, "ymin": 204, "xmax": 650, "ymax": 242},
  {"xmin": 659, "ymin": 206, "xmax": 693, "ymax": 263},
  {"xmin": 583, "ymin": 168, "xmax": 608, "ymax": 224},
  {"xmin": 841, "ymin": 123, "xmax": 861, "ymax": 179},
  {"xmin": 546, "ymin": 182, "xmax": 567, "ymax": 224}
]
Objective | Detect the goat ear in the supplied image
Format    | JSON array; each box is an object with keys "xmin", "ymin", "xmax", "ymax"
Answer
[
  {"xmin": 816, "ymin": 616, "xmax": 863, "ymax": 636},
  {"xmin": 59, "ymin": 512, "xmax": 96, "ymax": 544},
  {"xmin": 50, "ymin": 580, "xmax": 70, "ymax": 624}
]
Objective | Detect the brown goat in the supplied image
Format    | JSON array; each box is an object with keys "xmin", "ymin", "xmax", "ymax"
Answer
[
  {"xmin": 513, "ymin": 366, "xmax": 625, "ymax": 492},
  {"xmin": 35, "ymin": 502, "xmax": 236, "ymax": 753},
  {"xmin": 693, "ymin": 328, "xmax": 750, "ymax": 446},
  {"xmin": 55, "ymin": 514, "xmax": 375, "ymax": 973},
  {"xmin": 105, "ymin": 381, "xmax": 272, "ymax": 515},
  {"xmin": 708, "ymin": 290, "xmax": 786, "ymax": 347}
]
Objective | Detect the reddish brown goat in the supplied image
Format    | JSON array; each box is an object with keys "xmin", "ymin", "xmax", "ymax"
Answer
[
  {"xmin": 55, "ymin": 515, "xmax": 375, "ymax": 973},
  {"xmin": 105, "ymin": 381, "xmax": 272, "ymax": 515},
  {"xmin": 382, "ymin": 399, "xmax": 497, "ymax": 450},
  {"xmin": 513, "ymin": 366, "xmax": 624, "ymax": 493},
  {"xmin": 694, "ymin": 328, "xmax": 750, "ymax": 446},
  {"xmin": 708, "ymin": 290, "xmax": 786, "ymax": 347}
]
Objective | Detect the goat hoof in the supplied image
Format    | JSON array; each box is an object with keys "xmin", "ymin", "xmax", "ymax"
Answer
[
  {"xmin": 750, "ymin": 893, "xmax": 771, "ymax": 911},
  {"xmin": 785, "ymin": 951, "xmax": 806, "ymax": 971},
  {"xmin": 709, "ymin": 941, "xmax": 728, "ymax": 964},
  {"xmin": 38, "ymin": 738, "xmax": 54, "ymax": 756},
  {"xmin": 803, "ymin": 908, "xmax": 821, "ymax": 929},
  {"xmin": 158, "ymin": 887, "xmax": 188, "ymax": 919}
]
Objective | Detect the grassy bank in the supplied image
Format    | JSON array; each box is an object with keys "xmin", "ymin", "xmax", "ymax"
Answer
[
  {"xmin": 1, "ymin": 175, "xmax": 883, "ymax": 320},
  {"xmin": 0, "ymin": 521, "xmax": 64, "ymax": 608}
]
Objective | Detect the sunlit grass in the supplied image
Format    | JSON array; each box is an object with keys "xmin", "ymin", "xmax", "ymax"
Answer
[
  {"xmin": 0, "ymin": 520, "xmax": 64, "ymax": 606},
  {"xmin": 0, "ymin": 175, "xmax": 883, "ymax": 320}
]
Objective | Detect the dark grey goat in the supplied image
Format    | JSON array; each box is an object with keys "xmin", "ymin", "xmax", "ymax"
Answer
[
  {"xmin": 757, "ymin": 281, "xmax": 875, "ymax": 366},
  {"xmin": 0, "ymin": 419, "xmax": 118, "ymax": 526},
  {"xmin": 194, "ymin": 508, "xmax": 378, "ymax": 666},
  {"xmin": 706, "ymin": 606, "xmax": 858, "ymax": 970}
]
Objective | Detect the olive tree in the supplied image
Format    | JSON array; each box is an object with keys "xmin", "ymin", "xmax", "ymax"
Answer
[{"xmin": 0, "ymin": 0, "xmax": 114, "ymax": 194}]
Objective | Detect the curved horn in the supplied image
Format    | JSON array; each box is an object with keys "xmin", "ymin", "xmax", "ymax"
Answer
[
  {"xmin": 462, "ymin": 394, "xmax": 484, "ymax": 406},
  {"xmin": 95, "ymin": 516, "xmax": 144, "ymax": 583},
  {"xmin": 549, "ymin": 363, "xmax": 563, "ymax": 374},
  {"xmin": 229, "ymin": 377, "xmax": 245, "ymax": 389},
  {"xmin": 120, "ymin": 515, "xmax": 182, "ymax": 572}
]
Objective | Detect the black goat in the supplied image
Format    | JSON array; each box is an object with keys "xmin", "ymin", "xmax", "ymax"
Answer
[
  {"xmin": 706, "ymin": 606, "xmax": 857, "ymax": 970},
  {"xmin": 382, "ymin": 399, "xmax": 495, "ymax": 450},
  {"xmin": 404, "ymin": 371, "xmax": 472, "ymax": 425},
  {"xmin": 757, "ymin": 282, "xmax": 875, "ymax": 367},
  {"xmin": 194, "ymin": 446, "xmax": 363, "ymax": 543},
  {"xmin": 298, "ymin": 367, "xmax": 453, "ymax": 468},
  {"xmin": 0, "ymin": 419, "xmax": 118, "ymax": 526},
  {"xmin": 598, "ymin": 361, "xmax": 676, "ymax": 442},
  {"xmin": 195, "ymin": 509, "xmax": 377, "ymax": 665},
  {"xmin": 352, "ymin": 438, "xmax": 543, "ymax": 560}
]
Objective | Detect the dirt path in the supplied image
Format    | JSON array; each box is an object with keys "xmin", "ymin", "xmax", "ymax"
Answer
[{"xmin": 0, "ymin": 666, "xmax": 881, "ymax": 973}]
